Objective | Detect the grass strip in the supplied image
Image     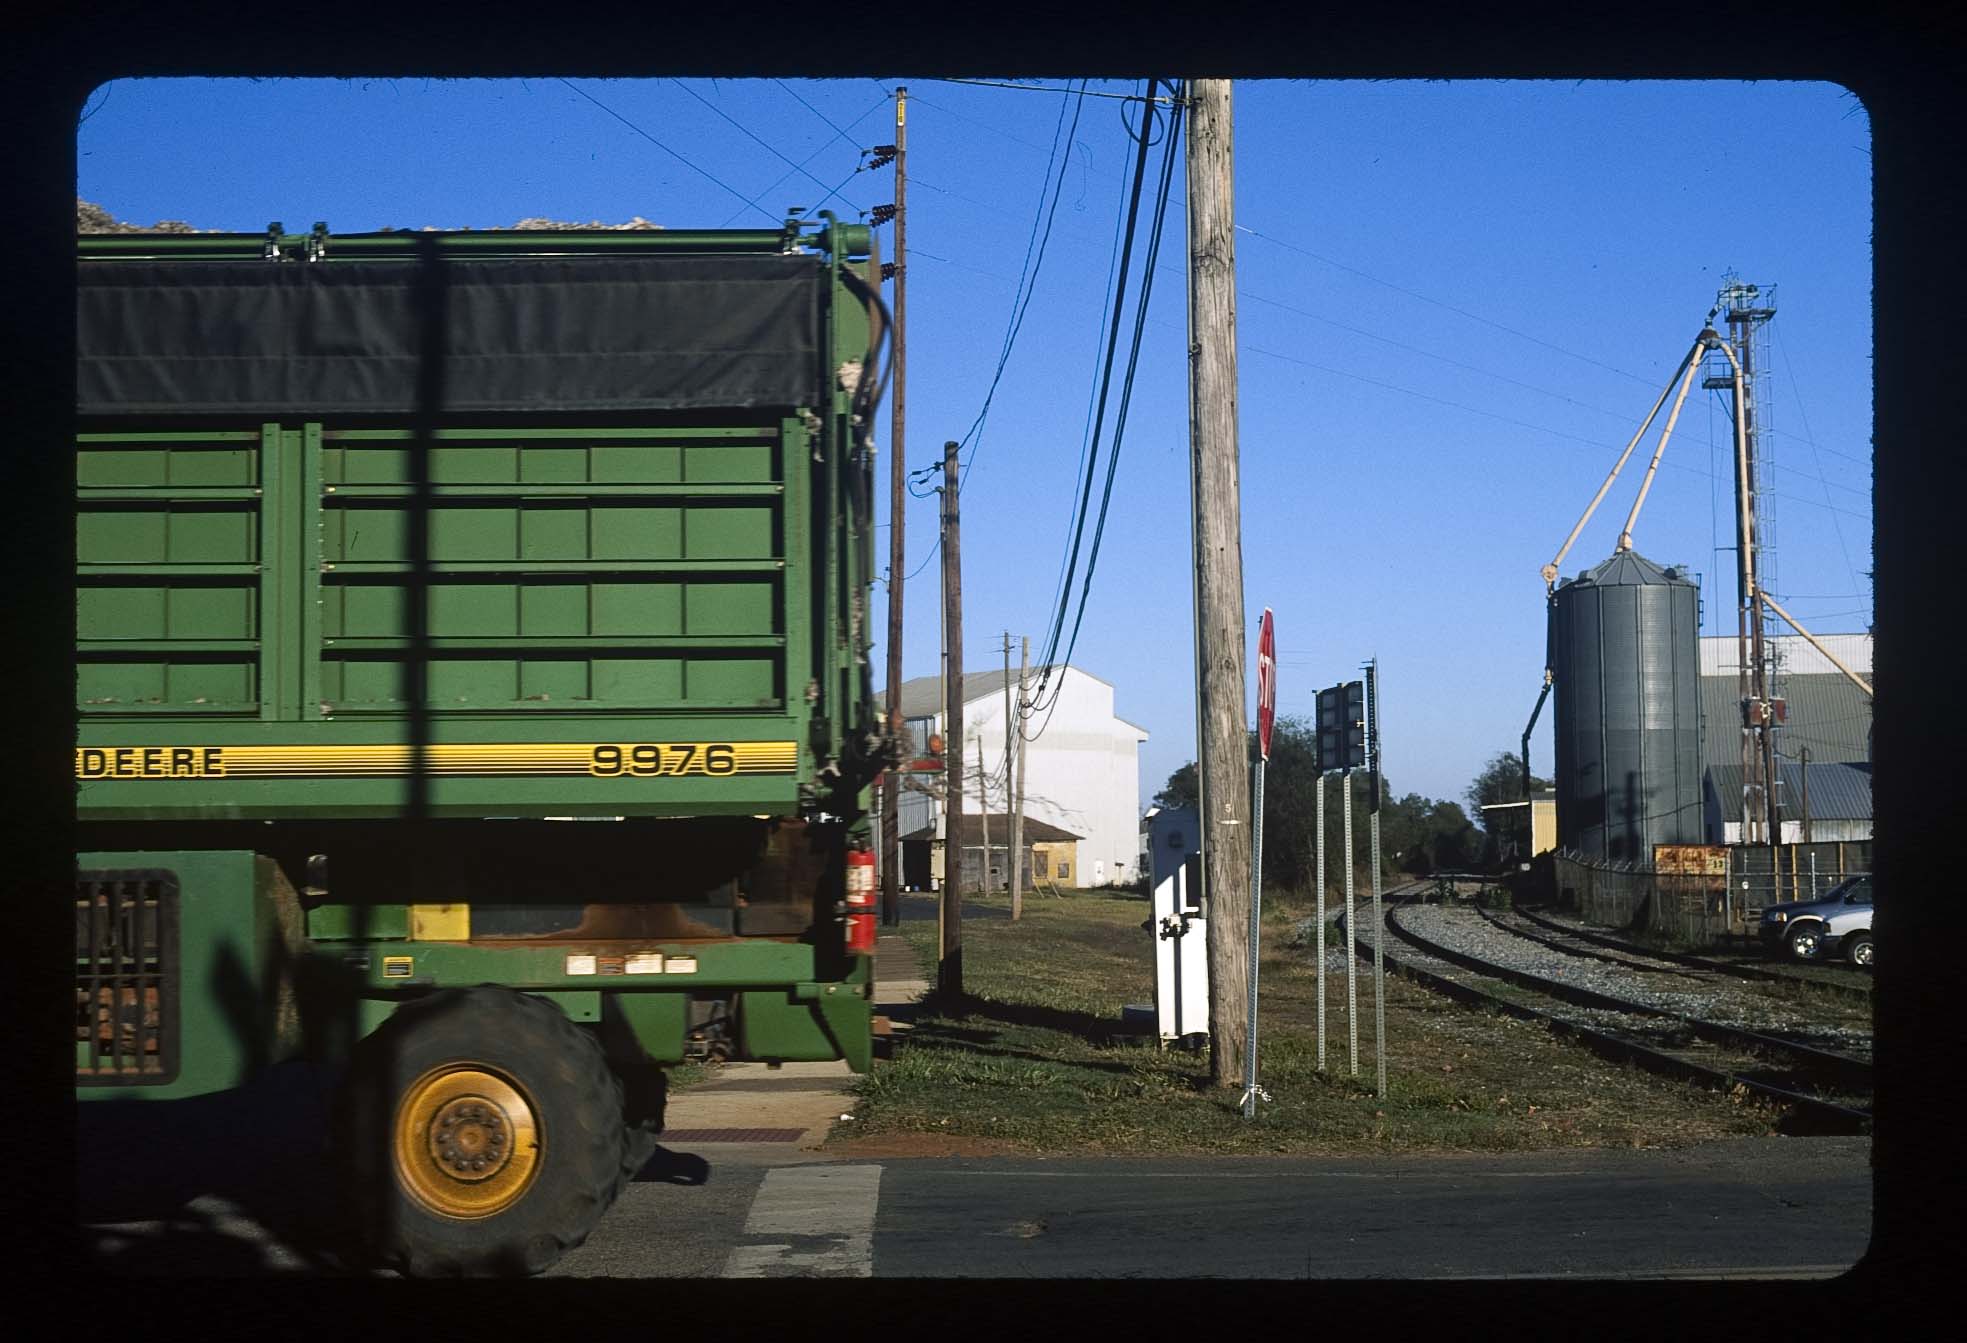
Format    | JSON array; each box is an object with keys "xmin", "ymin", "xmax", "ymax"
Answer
[{"xmin": 831, "ymin": 891, "xmax": 1786, "ymax": 1156}]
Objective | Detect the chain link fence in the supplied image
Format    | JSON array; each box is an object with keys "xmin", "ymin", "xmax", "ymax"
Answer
[{"xmin": 1554, "ymin": 841, "xmax": 1871, "ymax": 947}]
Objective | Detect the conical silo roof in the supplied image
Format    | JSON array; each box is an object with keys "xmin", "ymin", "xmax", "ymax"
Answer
[{"xmin": 1565, "ymin": 549, "xmax": 1689, "ymax": 589}]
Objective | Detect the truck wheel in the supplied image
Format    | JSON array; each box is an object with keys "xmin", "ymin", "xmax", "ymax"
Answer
[
  {"xmin": 1845, "ymin": 933, "xmax": 1874, "ymax": 969},
  {"xmin": 1785, "ymin": 923, "xmax": 1824, "ymax": 962},
  {"xmin": 333, "ymin": 988, "xmax": 630, "ymax": 1277}
]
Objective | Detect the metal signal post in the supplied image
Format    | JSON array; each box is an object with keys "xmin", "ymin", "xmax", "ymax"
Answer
[
  {"xmin": 1243, "ymin": 609, "xmax": 1276, "ymax": 1119},
  {"xmin": 1366, "ymin": 657, "xmax": 1386, "ymax": 1099}
]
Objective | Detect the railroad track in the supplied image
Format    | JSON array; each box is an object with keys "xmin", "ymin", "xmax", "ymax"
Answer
[
  {"xmin": 1352, "ymin": 892, "xmax": 1871, "ymax": 1136},
  {"xmin": 1470, "ymin": 905, "xmax": 1875, "ymax": 1039},
  {"xmin": 1506, "ymin": 901, "xmax": 1873, "ymax": 1004}
]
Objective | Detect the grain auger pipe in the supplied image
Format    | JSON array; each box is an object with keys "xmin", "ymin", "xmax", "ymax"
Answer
[
  {"xmin": 1541, "ymin": 331, "xmax": 1711, "ymax": 590},
  {"xmin": 1616, "ymin": 331, "xmax": 1709, "ymax": 553},
  {"xmin": 1522, "ymin": 669, "xmax": 1552, "ymax": 800}
]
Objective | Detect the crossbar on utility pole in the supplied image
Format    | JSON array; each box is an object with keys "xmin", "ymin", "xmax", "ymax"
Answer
[{"xmin": 1187, "ymin": 77, "xmax": 1252, "ymax": 1091}]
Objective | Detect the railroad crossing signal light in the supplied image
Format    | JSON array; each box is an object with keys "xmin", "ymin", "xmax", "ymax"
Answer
[
  {"xmin": 1316, "ymin": 685, "xmax": 1342, "ymax": 774},
  {"xmin": 1315, "ymin": 680, "xmax": 1367, "ymax": 773},
  {"xmin": 1344, "ymin": 680, "xmax": 1367, "ymax": 770}
]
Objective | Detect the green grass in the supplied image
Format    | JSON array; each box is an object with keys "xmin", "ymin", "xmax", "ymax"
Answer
[{"xmin": 835, "ymin": 889, "xmax": 1785, "ymax": 1155}]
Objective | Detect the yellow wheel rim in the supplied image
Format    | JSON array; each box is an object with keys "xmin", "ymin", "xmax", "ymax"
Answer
[{"xmin": 392, "ymin": 1066, "xmax": 542, "ymax": 1220}]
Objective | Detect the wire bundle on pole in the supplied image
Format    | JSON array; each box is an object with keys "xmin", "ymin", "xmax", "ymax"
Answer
[{"xmin": 1024, "ymin": 79, "xmax": 1186, "ymax": 742}]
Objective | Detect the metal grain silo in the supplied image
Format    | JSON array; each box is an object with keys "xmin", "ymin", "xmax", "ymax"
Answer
[{"xmin": 1549, "ymin": 550, "xmax": 1703, "ymax": 861}]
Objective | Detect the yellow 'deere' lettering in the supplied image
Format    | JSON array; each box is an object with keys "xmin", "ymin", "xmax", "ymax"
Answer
[{"xmin": 75, "ymin": 742, "xmax": 798, "ymax": 780}]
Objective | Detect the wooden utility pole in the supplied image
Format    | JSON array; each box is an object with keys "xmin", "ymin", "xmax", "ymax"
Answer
[
  {"xmin": 881, "ymin": 87, "xmax": 908, "ymax": 927},
  {"xmin": 1011, "ymin": 635, "xmax": 1029, "ymax": 922},
  {"xmin": 940, "ymin": 437, "xmax": 964, "ymax": 996},
  {"xmin": 1186, "ymin": 78, "xmax": 1252, "ymax": 1091}
]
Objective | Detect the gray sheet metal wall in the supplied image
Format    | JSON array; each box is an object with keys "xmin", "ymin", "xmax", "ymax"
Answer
[{"xmin": 1550, "ymin": 550, "xmax": 1703, "ymax": 860}]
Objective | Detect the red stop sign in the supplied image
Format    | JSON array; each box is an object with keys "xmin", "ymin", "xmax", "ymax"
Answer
[{"xmin": 1256, "ymin": 608, "xmax": 1276, "ymax": 762}]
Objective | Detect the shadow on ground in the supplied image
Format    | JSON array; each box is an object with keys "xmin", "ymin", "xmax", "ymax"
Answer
[
  {"xmin": 881, "ymin": 990, "xmax": 1212, "ymax": 1085},
  {"xmin": 77, "ymin": 1061, "xmax": 357, "ymax": 1274},
  {"xmin": 630, "ymin": 1146, "xmax": 711, "ymax": 1185}
]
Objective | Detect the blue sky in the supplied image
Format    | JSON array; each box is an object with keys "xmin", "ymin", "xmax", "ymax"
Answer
[{"xmin": 76, "ymin": 77, "xmax": 1874, "ymax": 806}]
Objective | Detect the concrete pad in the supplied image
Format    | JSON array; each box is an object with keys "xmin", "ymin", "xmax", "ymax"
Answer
[{"xmin": 658, "ymin": 968, "xmax": 932, "ymax": 1149}]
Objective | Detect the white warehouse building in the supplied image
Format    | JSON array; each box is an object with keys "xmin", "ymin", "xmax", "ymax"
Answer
[{"xmin": 878, "ymin": 664, "xmax": 1148, "ymax": 890}]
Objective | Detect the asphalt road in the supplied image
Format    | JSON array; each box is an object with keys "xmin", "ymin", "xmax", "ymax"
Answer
[
  {"xmin": 853, "ymin": 1141, "xmax": 1872, "ymax": 1279},
  {"xmin": 79, "ymin": 1075, "xmax": 1872, "ymax": 1280}
]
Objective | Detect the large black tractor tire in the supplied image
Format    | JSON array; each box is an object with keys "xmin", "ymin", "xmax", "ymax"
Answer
[{"xmin": 332, "ymin": 987, "xmax": 631, "ymax": 1277}]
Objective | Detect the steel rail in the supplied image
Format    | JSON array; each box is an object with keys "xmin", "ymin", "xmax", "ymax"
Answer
[
  {"xmin": 1508, "ymin": 901, "xmax": 1873, "ymax": 1005},
  {"xmin": 1473, "ymin": 903, "xmax": 1714, "ymax": 982},
  {"xmin": 1356, "ymin": 894, "xmax": 1869, "ymax": 1136},
  {"xmin": 1408, "ymin": 900, "xmax": 1872, "ymax": 1094}
]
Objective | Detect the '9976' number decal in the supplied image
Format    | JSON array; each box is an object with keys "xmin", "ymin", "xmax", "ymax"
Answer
[{"xmin": 590, "ymin": 743, "xmax": 740, "ymax": 777}]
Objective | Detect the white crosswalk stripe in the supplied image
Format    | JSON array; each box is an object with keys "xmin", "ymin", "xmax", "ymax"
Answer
[{"xmin": 721, "ymin": 1164, "xmax": 882, "ymax": 1278}]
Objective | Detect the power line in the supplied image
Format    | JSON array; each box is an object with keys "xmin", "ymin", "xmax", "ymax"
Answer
[
  {"xmin": 1029, "ymin": 81, "xmax": 1182, "ymax": 736},
  {"xmin": 672, "ymin": 79, "xmax": 857, "ymax": 211},
  {"xmin": 907, "ymin": 246, "xmax": 1019, "ymax": 284},
  {"xmin": 922, "ymin": 77, "xmax": 1176, "ymax": 104},
  {"xmin": 774, "ymin": 79, "xmax": 858, "ymax": 139},
  {"xmin": 793, "ymin": 160, "xmax": 874, "ymax": 222},
  {"xmin": 1037, "ymin": 120, "xmax": 1134, "ymax": 689},
  {"xmin": 556, "ymin": 78, "xmax": 772, "ymax": 223},
  {"xmin": 895, "ymin": 125, "xmax": 1873, "ymax": 492},
  {"xmin": 1041, "ymin": 82, "xmax": 1184, "ymax": 727},
  {"xmin": 1028, "ymin": 80, "xmax": 1161, "ymax": 714},
  {"xmin": 718, "ymin": 90, "xmax": 891, "ymax": 227},
  {"xmin": 900, "ymin": 89, "xmax": 1063, "ymax": 158},
  {"xmin": 956, "ymin": 82, "xmax": 1088, "ymax": 485},
  {"xmin": 900, "ymin": 118, "xmax": 1871, "ymax": 481},
  {"xmin": 1772, "ymin": 322, "xmax": 1867, "ymax": 605},
  {"xmin": 906, "ymin": 170, "xmax": 1873, "ymax": 493},
  {"xmin": 1233, "ymin": 222, "xmax": 1661, "ymax": 390},
  {"xmin": 1229, "ymin": 333, "xmax": 1871, "ymax": 523},
  {"xmin": 670, "ymin": 79, "xmax": 864, "ymax": 218}
]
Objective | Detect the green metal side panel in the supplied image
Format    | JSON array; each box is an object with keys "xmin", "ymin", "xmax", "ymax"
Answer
[
  {"xmin": 739, "ymin": 986, "xmax": 872, "ymax": 1073},
  {"xmin": 77, "ymin": 222, "xmax": 882, "ymax": 829},
  {"xmin": 77, "ymin": 421, "xmax": 818, "ymax": 820}
]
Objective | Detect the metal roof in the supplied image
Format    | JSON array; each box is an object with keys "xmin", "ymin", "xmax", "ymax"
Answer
[
  {"xmin": 1559, "ymin": 549, "xmax": 1695, "ymax": 589},
  {"xmin": 901, "ymin": 813, "xmax": 1083, "ymax": 845},
  {"xmin": 1705, "ymin": 761, "xmax": 1872, "ymax": 822},
  {"xmin": 1700, "ymin": 632, "xmax": 1872, "ymax": 678}
]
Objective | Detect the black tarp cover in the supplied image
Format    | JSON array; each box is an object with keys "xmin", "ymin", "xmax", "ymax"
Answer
[{"xmin": 77, "ymin": 253, "xmax": 823, "ymax": 416}]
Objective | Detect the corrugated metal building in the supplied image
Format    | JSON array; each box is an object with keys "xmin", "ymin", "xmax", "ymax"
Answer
[
  {"xmin": 1698, "ymin": 632, "xmax": 1872, "ymax": 843},
  {"xmin": 1704, "ymin": 761, "xmax": 1873, "ymax": 845}
]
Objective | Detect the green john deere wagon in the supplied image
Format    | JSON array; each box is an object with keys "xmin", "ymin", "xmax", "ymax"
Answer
[{"xmin": 74, "ymin": 215, "xmax": 895, "ymax": 1275}]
